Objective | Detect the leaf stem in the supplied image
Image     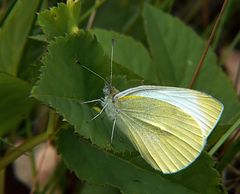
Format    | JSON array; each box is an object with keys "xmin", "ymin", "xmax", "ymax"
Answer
[
  {"xmin": 209, "ymin": 116, "xmax": 240, "ymax": 156},
  {"xmin": 189, "ymin": 0, "xmax": 228, "ymax": 88},
  {"xmin": 0, "ymin": 132, "xmax": 50, "ymax": 170}
]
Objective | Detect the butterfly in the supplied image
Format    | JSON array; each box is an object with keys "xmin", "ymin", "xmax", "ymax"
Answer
[
  {"xmin": 80, "ymin": 40, "xmax": 223, "ymax": 174},
  {"xmin": 102, "ymin": 83, "xmax": 223, "ymax": 174}
]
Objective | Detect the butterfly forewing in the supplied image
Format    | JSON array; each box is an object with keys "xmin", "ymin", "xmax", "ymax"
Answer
[
  {"xmin": 115, "ymin": 86, "xmax": 224, "ymax": 138},
  {"xmin": 115, "ymin": 95, "xmax": 205, "ymax": 173}
]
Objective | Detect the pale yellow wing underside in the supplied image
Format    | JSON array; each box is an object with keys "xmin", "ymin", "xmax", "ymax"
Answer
[
  {"xmin": 115, "ymin": 86, "xmax": 223, "ymax": 138},
  {"xmin": 116, "ymin": 96, "xmax": 205, "ymax": 174}
]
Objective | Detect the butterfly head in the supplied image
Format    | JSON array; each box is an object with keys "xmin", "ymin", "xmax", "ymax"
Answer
[{"xmin": 103, "ymin": 83, "xmax": 119, "ymax": 98}]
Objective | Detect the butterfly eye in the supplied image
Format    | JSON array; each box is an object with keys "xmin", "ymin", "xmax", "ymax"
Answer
[{"xmin": 112, "ymin": 96, "xmax": 115, "ymax": 103}]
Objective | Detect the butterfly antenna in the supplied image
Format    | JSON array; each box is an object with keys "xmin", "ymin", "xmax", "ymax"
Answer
[
  {"xmin": 76, "ymin": 61, "xmax": 109, "ymax": 84},
  {"xmin": 110, "ymin": 39, "xmax": 115, "ymax": 86},
  {"xmin": 189, "ymin": 0, "xmax": 228, "ymax": 89}
]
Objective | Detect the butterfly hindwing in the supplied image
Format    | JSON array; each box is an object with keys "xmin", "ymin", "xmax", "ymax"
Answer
[{"xmin": 115, "ymin": 95, "xmax": 205, "ymax": 173}]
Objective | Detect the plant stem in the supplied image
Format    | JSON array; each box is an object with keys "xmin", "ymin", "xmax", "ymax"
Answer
[
  {"xmin": 209, "ymin": 116, "xmax": 240, "ymax": 156},
  {"xmin": 161, "ymin": 0, "xmax": 175, "ymax": 12},
  {"xmin": 86, "ymin": 0, "xmax": 99, "ymax": 30},
  {"xmin": 229, "ymin": 30, "xmax": 240, "ymax": 50},
  {"xmin": 41, "ymin": 163, "xmax": 66, "ymax": 194},
  {"xmin": 122, "ymin": 8, "xmax": 141, "ymax": 34},
  {"xmin": 26, "ymin": 119, "xmax": 37, "ymax": 178},
  {"xmin": 123, "ymin": 0, "xmax": 144, "ymax": 34},
  {"xmin": 183, "ymin": 1, "xmax": 201, "ymax": 23},
  {"xmin": 0, "ymin": 169, "xmax": 4, "ymax": 194},
  {"xmin": 189, "ymin": 0, "xmax": 228, "ymax": 88},
  {"xmin": 0, "ymin": 132, "xmax": 50, "ymax": 170},
  {"xmin": 30, "ymin": 110, "xmax": 58, "ymax": 194},
  {"xmin": 47, "ymin": 109, "xmax": 58, "ymax": 134},
  {"xmin": 212, "ymin": 0, "xmax": 233, "ymax": 49},
  {"xmin": 78, "ymin": 0, "xmax": 106, "ymax": 24}
]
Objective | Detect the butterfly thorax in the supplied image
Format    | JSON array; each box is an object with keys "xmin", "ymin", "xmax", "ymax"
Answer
[{"xmin": 102, "ymin": 83, "xmax": 119, "ymax": 121}]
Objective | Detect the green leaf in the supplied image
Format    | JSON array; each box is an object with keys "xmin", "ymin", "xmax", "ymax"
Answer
[
  {"xmin": 217, "ymin": 138, "xmax": 240, "ymax": 171},
  {"xmin": 57, "ymin": 129, "xmax": 223, "ymax": 194},
  {"xmin": 81, "ymin": 183, "xmax": 120, "ymax": 194},
  {"xmin": 0, "ymin": 0, "xmax": 41, "ymax": 75},
  {"xmin": 207, "ymin": 125, "xmax": 230, "ymax": 150},
  {"xmin": 31, "ymin": 32, "xmax": 135, "ymax": 152},
  {"xmin": 18, "ymin": 37, "xmax": 46, "ymax": 83},
  {"xmin": 93, "ymin": 0, "xmax": 142, "ymax": 32},
  {"xmin": 0, "ymin": 73, "xmax": 33, "ymax": 136},
  {"xmin": 38, "ymin": 0, "xmax": 81, "ymax": 40},
  {"xmin": 93, "ymin": 28, "xmax": 156, "ymax": 83},
  {"xmin": 143, "ymin": 4, "xmax": 240, "ymax": 124}
]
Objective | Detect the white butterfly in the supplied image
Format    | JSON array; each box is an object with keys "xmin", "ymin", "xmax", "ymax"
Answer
[
  {"xmin": 101, "ymin": 84, "xmax": 223, "ymax": 173},
  {"xmin": 81, "ymin": 40, "xmax": 223, "ymax": 174}
]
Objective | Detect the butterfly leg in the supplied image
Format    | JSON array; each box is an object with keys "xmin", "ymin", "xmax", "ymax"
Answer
[
  {"xmin": 91, "ymin": 102, "xmax": 108, "ymax": 121},
  {"xmin": 110, "ymin": 118, "xmax": 117, "ymax": 144},
  {"xmin": 80, "ymin": 98, "xmax": 106, "ymax": 121},
  {"xmin": 80, "ymin": 98, "xmax": 103, "ymax": 104}
]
